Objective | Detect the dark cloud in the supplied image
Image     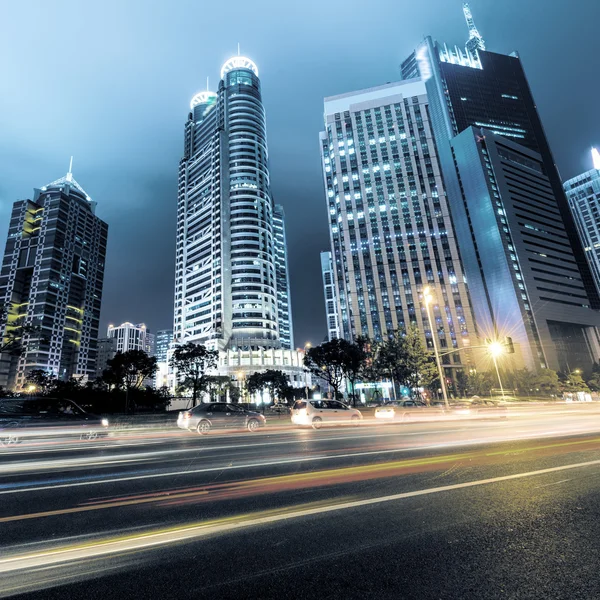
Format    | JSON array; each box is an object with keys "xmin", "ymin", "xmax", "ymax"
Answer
[{"xmin": 1, "ymin": 0, "xmax": 599, "ymax": 345}]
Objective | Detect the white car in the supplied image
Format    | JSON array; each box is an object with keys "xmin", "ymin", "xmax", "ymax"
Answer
[{"xmin": 291, "ymin": 399, "xmax": 362, "ymax": 429}]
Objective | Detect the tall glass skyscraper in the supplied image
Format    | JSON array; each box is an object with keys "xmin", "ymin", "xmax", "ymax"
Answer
[
  {"xmin": 273, "ymin": 204, "xmax": 293, "ymax": 349},
  {"xmin": 319, "ymin": 79, "xmax": 477, "ymax": 371},
  {"xmin": 564, "ymin": 148, "xmax": 600, "ymax": 297},
  {"xmin": 400, "ymin": 6, "xmax": 600, "ymax": 371},
  {"xmin": 174, "ymin": 56, "xmax": 292, "ymax": 351},
  {"xmin": 0, "ymin": 167, "xmax": 108, "ymax": 389}
]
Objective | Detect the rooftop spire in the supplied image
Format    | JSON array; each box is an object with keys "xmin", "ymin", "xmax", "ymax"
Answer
[
  {"xmin": 463, "ymin": 2, "xmax": 486, "ymax": 53},
  {"xmin": 66, "ymin": 156, "xmax": 73, "ymax": 182},
  {"xmin": 593, "ymin": 147, "xmax": 600, "ymax": 170}
]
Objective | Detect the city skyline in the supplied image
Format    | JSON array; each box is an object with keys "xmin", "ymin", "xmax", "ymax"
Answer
[{"xmin": 1, "ymin": 1, "xmax": 599, "ymax": 346}]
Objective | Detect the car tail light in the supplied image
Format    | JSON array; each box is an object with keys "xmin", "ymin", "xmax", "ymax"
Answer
[{"xmin": 183, "ymin": 412, "xmax": 192, "ymax": 419}]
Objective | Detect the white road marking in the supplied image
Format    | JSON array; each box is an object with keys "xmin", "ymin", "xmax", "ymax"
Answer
[{"xmin": 2, "ymin": 457, "xmax": 600, "ymax": 574}]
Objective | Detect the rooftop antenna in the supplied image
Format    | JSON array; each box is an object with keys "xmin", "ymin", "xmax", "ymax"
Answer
[
  {"xmin": 237, "ymin": 42, "xmax": 240, "ymax": 56},
  {"xmin": 593, "ymin": 147, "xmax": 600, "ymax": 170},
  {"xmin": 206, "ymin": 76, "xmax": 209, "ymax": 91},
  {"xmin": 463, "ymin": 3, "xmax": 486, "ymax": 53},
  {"xmin": 66, "ymin": 156, "xmax": 73, "ymax": 182}
]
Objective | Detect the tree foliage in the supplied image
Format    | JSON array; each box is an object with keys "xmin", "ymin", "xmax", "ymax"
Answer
[
  {"xmin": 24, "ymin": 369, "xmax": 57, "ymax": 394},
  {"xmin": 102, "ymin": 350, "xmax": 157, "ymax": 392},
  {"xmin": 245, "ymin": 369, "xmax": 291, "ymax": 403},
  {"xmin": 304, "ymin": 339, "xmax": 350, "ymax": 399},
  {"xmin": 169, "ymin": 342, "xmax": 218, "ymax": 405}
]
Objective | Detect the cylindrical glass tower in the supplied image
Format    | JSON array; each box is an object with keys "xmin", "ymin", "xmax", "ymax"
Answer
[{"xmin": 221, "ymin": 57, "xmax": 278, "ymax": 346}]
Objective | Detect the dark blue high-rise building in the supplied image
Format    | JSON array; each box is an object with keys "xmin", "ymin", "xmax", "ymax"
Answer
[{"xmin": 401, "ymin": 6, "xmax": 600, "ymax": 371}]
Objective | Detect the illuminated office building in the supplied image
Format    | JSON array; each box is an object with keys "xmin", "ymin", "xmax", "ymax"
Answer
[
  {"xmin": 0, "ymin": 166, "xmax": 108, "ymax": 389},
  {"xmin": 564, "ymin": 148, "xmax": 600, "ymax": 297},
  {"xmin": 319, "ymin": 79, "xmax": 477, "ymax": 373},
  {"xmin": 174, "ymin": 56, "xmax": 292, "ymax": 351}
]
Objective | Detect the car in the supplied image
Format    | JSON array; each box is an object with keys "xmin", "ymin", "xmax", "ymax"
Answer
[
  {"xmin": 291, "ymin": 399, "xmax": 362, "ymax": 429},
  {"xmin": 0, "ymin": 397, "xmax": 109, "ymax": 447},
  {"xmin": 268, "ymin": 404, "xmax": 291, "ymax": 415},
  {"xmin": 177, "ymin": 402, "xmax": 266, "ymax": 434},
  {"xmin": 374, "ymin": 399, "xmax": 446, "ymax": 422}
]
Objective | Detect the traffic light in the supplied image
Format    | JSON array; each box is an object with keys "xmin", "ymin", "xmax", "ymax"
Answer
[{"xmin": 504, "ymin": 337, "xmax": 515, "ymax": 354}]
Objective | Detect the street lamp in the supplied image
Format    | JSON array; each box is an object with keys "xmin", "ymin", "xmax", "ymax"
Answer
[
  {"xmin": 423, "ymin": 287, "xmax": 449, "ymax": 409},
  {"xmin": 303, "ymin": 342, "xmax": 311, "ymax": 400},
  {"xmin": 487, "ymin": 340, "xmax": 506, "ymax": 398}
]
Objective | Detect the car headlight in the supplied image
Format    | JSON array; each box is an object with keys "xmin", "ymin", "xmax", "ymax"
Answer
[{"xmin": 101, "ymin": 418, "xmax": 109, "ymax": 427}]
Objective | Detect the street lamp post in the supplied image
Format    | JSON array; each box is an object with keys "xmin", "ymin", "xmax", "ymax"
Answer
[
  {"xmin": 423, "ymin": 287, "xmax": 450, "ymax": 409},
  {"xmin": 487, "ymin": 341, "xmax": 506, "ymax": 399},
  {"xmin": 303, "ymin": 342, "xmax": 311, "ymax": 400}
]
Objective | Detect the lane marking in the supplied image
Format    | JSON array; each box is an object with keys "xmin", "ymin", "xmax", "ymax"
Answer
[
  {"xmin": 1, "ymin": 428, "xmax": 598, "ymax": 496},
  {"xmin": 2, "ymin": 457, "xmax": 600, "ymax": 574}
]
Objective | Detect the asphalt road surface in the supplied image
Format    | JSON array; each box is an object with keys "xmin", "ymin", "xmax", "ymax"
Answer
[{"xmin": 2, "ymin": 404, "xmax": 600, "ymax": 599}]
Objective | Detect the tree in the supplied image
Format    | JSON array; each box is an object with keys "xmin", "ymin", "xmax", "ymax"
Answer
[
  {"xmin": 466, "ymin": 371, "xmax": 494, "ymax": 396},
  {"xmin": 304, "ymin": 339, "xmax": 349, "ymax": 400},
  {"xmin": 561, "ymin": 372, "xmax": 590, "ymax": 393},
  {"xmin": 454, "ymin": 370, "xmax": 469, "ymax": 398},
  {"xmin": 102, "ymin": 350, "xmax": 157, "ymax": 412},
  {"xmin": 246, "ymin": 372, "xmax": 268, "ymax": 404},
  {"xmin": 169, "ymin": 342, "xmax": 218, "ymax": 406},
  {"xmin": 402, "ymin": 326, "xmax": 438, "ymax": 396},
  {"xmin": 344, "ymin": 338, "xmax": 369, "ymax": 406},
  {"xmin": 586, "ymin": 363, "xmax": 600, "ymax": 391},
  {"xmin": 261, "ymin": 369, "xmax": 291, "ymax": 403},
  {"xmin": 24, "ymin": 369, "xmax": 57, "ymax": 395},
  {"xmin": 533, "ymin": 368, "xmax": 560, "ymax": 396},
  {"xmin": 203, "ymin": 375, "xmax": 231, "ymax": 402}
]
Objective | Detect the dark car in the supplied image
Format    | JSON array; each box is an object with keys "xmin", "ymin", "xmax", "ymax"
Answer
[
  {"xmin": 268, "ymin": 404, "xmax": 291, "ymax": 415},
  {"xmin": 0, "ymin": 397, "xmax": 109, "ymax": 447},
  {"xmin": 177, "ymin": 402, "xmax": 266, "ymax": 434}
]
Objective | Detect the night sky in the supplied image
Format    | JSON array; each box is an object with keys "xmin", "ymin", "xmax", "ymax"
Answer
[{"xmin": 1, "ymin": 0, "xmax": 599, "ymax": 347}]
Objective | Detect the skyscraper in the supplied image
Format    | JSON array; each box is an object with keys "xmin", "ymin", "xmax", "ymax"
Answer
[
  {"xmin": 154, "ymin": 328, "xmax": 174, "ymax": 363},
  {"xmin": 320, "ymin": 251, "xmax": 340, "ymax": 341},
  {"xmin": 564, "ymin": 148, "xmax": 600, "ymax": 298},
  {"xmin": 401, "ymin": 6, "xmax": 600, "ymax": 371},
  {"xmin": 174, "ymin": 56, "xmax": 290, "ymax": 351},
  {"xmin": 107, "ymin": 322, "xmax": 153, "ymax": 355},
  {"xmin": 0, "ymin": 165, "xmax": 108, "ymax": 389},
  {"xmin": 273, "ymin": 204, "xmax": 294, "ymax": 349},
  {"xmin": 319, "ymin": 79, "xmax": 477, "ymax": 372}
]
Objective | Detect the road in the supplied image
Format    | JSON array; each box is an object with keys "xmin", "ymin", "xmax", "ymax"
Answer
[{"xmin": 2, "ymin": 404, "xmax": 600, "ymax": 599}]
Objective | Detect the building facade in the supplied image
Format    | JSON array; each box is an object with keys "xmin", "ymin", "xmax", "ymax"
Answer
[
  {"xmin": 0, "ymin": 167, "xmax": 108, "ymax": 389},
  {"xmin": 107, "ymin": 322, "xmax": 154, "ymax": 355},
  {"xmin": 273, "ymin": 204, "xmax": 294, "ymax": 349},
  {"xmin": 320, "ymin": 251, "xmax": 340, "ymax": 340},
  {"xmin": 155, "ymin": 329, "xmax": 174, "ymax": 363},
  {"xmin": 319, "ymin": 79, "xmax": 477, "ymax": 372},
  {"xmin": 95, "ymin": 337, "xmax": 117, "ymax": 379},
  {"xmin": 400, "ymin": 5, "xmax": 600, "ymax": 371},
  {"xmin": 564, "ymin": 148, "xmax": 600, "ymax": 298},
  {"xmin": 174, "ymin": 56, "xmax": 292, "ymax": 352}
]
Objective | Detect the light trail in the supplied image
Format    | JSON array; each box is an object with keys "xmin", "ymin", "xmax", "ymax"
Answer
[
  {"xmin": 2, "ymin": 456, "xmax": 600, "ymax": 577},
  {"xmin": 2, "ymin": 434, "xmax": 600, "ymax": 523},
  {"xmin": 1, "ymin": 422, "xmax": 599, "ymax": 496}
]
